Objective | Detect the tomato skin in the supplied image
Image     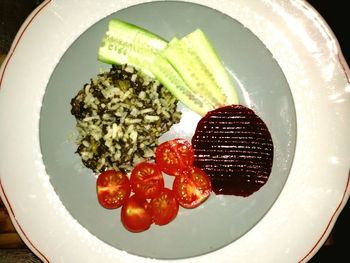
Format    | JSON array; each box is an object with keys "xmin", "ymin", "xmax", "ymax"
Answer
[
  {"xmin": 149, "ymin": 188, "xmax": 179, "ymax": 226},
  {"xmin": 130, "ymin": 162, "xmax": 164, "ymax": 199},
  {"xmin": 173, "ymin": 167, "xmax": 212, "ymax": 209},
  {"xmin": 155, "ymin": 138, "xmax": 194, "ymax": 176},
  {"xmin": 96, "ymin": 170, "xmax": 131, "ymax": 209},
  {"xmin": 121, "ymin": 194, "xmax": 153, "ymax": 233}
]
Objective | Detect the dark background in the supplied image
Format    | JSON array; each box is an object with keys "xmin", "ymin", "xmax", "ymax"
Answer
[{"xmin": 0, "ymin": 0, "xmax": 349, "ymax": 262}]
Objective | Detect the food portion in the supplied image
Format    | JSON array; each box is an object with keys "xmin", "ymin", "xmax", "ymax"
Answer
[
  {"xmin": 172, "ymin": 167, "xmax": 212, "ymax": 209},
  {"xmin": 97, "ymin": 19, "xmax": 239, "ymax": 116},
  {"xmin": 130, "ymin": 162, "xmax": 164, "ymax": 199},
  {"xmin": 98, "ymin": 19, "xmax": 167, "ymax": 77},
  {"xmin": 72, "ymin": 20, "xmax": 242, "ymax": 174},
  {"xmin": 192, "ymin": 105, "xmax": 274, "ymax": 197},
  {"xmin": 155, "ymin": 138, "xmax": 194, "ymax": 176},
  {"xmin": 71, "ymin": 64, "xmax": 181, "ymax": 173},
  {"xmin": 149, "ymin": 188, "xmax": 179, "ymax": 226},
  {"xmin": 96, "ymin": 169, "xmax": 131, "ymax": 209},
  {"xmin": 150, "ymin": 55, "xmax": 213, "ymax": 116},
  {"xmin": 70, "ymin": 18, "xmax": 275, "ymax": 233},
  {"xmin": 95, "ymin": 138, "xmax": 212, "ymax": 232},
  {"xmin": 121, "ymin": 194, "xmax": 153, "ymax": 233},
  {"xmin": 160, "ymin": 30, "xmax": 239, "ymax": 108}
]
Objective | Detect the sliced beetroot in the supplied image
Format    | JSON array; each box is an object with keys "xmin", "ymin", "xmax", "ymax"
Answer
[{"xmin": 191, "ymin": 104, "xmax": 273, "ymax": 197}]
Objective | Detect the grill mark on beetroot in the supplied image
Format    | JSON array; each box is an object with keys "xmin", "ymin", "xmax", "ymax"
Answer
[{"xmin": 191, "ymin": 104, "xmax": 273, "ymax": 197}]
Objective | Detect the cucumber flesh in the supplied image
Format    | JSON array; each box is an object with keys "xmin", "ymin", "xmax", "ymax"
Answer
[
  {"xmin": 97, "ymin": 20, "xmax": 239, "ymax": 115},
  {"xmin": 150, "ymin": 56, "xmax": 215, "ymax": 116},
  {"xmin": 161, "ymin": 37, "xmax": 226, "ymax": 108},
  {"xmin": 180, "ymin": 29, "xmax": 239, "ymax": 105},
  {"xmin": 98, "ymin": 19, "xmax": 167, "ymax": 76}
]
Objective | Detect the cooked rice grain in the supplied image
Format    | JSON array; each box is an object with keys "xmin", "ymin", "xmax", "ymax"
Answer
[{"xmin": 71, "ymin": 64, "xmax": 181, "ymax": 173}]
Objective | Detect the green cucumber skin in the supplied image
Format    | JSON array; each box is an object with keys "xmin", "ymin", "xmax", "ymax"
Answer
[
  {"xmin": 98, "ymin": 19, "xmax": 167, "ymax": 76},
  {"xmin": 97, "ymin": 19, "xmax": 239, "ymax": 115},
  {"xmin": 108, "ymin": 19, "xmax": 168, "ymax": 44},
  {"xmin": 181, "ymin": 29, "xmax": 239, "ymax": 105},
  {"xmin": 98, "ymin": 19, "xmax": 216, "ymax": 115},
  {"xmin": 150, "ymin": 56, "xmax": 215, "ymax": 116}
]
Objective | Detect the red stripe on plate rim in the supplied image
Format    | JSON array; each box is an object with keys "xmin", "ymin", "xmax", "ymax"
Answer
[
  {"xmin": 0, "ymin": 0, "xmax": 349, "ymax": 262},
  {"xmin": 0, "ymin": 0, "xmax": 52, "ymax": 88},
  {"xmin": 298, "ymin": 171, "xmax": 350, "ymax": 262},
  {"xmin": 0, "ymin": 1, "xmax": 52, "ymax": 262}
]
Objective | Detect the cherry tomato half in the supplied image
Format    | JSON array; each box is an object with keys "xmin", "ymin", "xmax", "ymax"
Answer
[
  {"xmin": 173, "ymin": 167, "xmax": 212, "ymax": 209},
  {"xmin": 149, "ymin": 188, "xmax": 179, "ymax": 226},
  {"xmin": 155, "ymin": 138, "xmax": 194, "ymax": 176},
  {"xmin": 121, "ymin": 194, "xmax": 153, "ymax": 233},
  {"xmin": 130, "ymin": 162, "xmax": 164, "ymax": 199},
  {"xmin": 96, "ymin": 170, "xmax": 131, "ymax": 209}
]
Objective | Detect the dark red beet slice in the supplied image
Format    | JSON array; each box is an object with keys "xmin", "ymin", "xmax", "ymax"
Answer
[{"xmin": 191, "ymin": 105, "xmax": 273, "ymax": 197}]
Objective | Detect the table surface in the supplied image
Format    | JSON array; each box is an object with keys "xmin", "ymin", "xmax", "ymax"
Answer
[{"xmin": 0, "ymin": 0, "xmax": 349, "ymax": 262}]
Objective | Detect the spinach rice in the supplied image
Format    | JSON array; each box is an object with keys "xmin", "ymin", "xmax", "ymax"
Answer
[{"xmin": 71, "ymin": 64, "xmax": 181, "ymax": 173}]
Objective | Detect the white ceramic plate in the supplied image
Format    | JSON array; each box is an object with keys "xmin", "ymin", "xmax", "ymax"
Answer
[{"xmin": 0, "ymin": 0, "xmax": 349, "ymax": 262}]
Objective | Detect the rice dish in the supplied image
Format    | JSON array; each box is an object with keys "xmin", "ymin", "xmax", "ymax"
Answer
[{"xmin": 70, "ymin": 64, "xmax": 181, "ymax": 173}]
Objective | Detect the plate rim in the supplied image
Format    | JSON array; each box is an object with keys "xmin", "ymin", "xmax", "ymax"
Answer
[{"xmin": 0, "ymin": 0, "xmax": 349, "ymax": 262}]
